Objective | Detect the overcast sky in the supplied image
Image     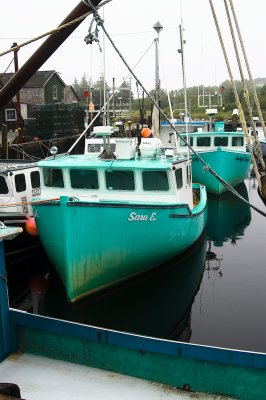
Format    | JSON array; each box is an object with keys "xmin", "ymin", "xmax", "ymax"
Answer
[{"xmin": 1, "ymin": 0, "xmax": 265, "ymax": 96}]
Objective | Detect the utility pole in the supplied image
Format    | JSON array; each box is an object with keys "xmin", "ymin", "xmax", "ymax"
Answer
[{"xmin": 12, "ymin": 42, "xmax": 23, "ymax": 140}]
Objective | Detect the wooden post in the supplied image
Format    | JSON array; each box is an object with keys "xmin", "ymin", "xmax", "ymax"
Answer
[
  {"xmin": 0, "ymin": 240, "xmax": 11, "ymax": 360},
  {"xmin": 1, "ymin": 124, "xmax": 8, "ymax": 160}
]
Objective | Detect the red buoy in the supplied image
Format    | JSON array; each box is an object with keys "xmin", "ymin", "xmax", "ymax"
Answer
[{"xmin": 25, "ymin": 217, "xmax": 39, "ymax": 236}]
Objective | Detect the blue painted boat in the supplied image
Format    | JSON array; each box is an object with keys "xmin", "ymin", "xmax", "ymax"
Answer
[
  {"xmin": 32, "ymin": 126, "xmax": 207, "ymax": 303},
  {"xmin": 160, "ymin": 120, "xmax": 251, "ymax": 195}
]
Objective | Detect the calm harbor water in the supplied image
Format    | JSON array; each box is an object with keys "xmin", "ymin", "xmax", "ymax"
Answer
[{"xmin": 7, "ymin": 175, "xmax": 266, "ymax": 353}]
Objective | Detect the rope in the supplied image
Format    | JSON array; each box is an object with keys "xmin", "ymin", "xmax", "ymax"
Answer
[
  {"xmin": 223, "ymin": 0, "xmax": 265, "ymax": 175},
  {"xmin": 8, "ymin": 143, "xmax": 42, "ymax": 161},
  {"xmin": 0, "ymin": 0, "xmax": 112, "ymax": 59},
  {"xmin": 84, "ymin": 10, "xmax": 102, "ymax": 51},
  {"xmin": 228, "ymin": 0, "xmax": 266, "ymax": 142},
  {"xmin": 0, "ymin": 198, "xmax": 60, "ymax": 208},
  {"xmin": 82, "ymin": 0, "xmax": 266, "ymax": 218},
  {"xmin": 209, "ymin": 0, "xmax": 262, "ymax": 192}
]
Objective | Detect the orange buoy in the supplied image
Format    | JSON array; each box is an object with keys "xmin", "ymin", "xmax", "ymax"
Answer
[
  {"xmin": 25, "ymin": 217, "xmax": 39, "ymax": 236},
  {"xmin": 141, "ymin": 127, "xmax": 152, "ymax": 138}
]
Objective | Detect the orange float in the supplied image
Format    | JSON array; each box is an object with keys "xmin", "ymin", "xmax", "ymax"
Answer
[
  {"xmin": 25, "ymin": 217, "xmax": 39, "ymax": 236},
  {"xmin": 141, "ymin": 127, "xmax": 152, "ymax": 138}
]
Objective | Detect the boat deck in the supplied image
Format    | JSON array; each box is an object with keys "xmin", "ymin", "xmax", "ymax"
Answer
[{"xmin": 0, "ymin": 352, "xmax": 232, "ymax": 400}]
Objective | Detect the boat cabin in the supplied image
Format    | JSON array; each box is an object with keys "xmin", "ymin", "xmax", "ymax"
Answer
[
  {"xmin": 38, "ymin": 145, "xmax": 193, "ymax": 209},
  {"xmin": 178, "ymin": 131, "xmax": 246, "ymax": 152},
  {"xmin": 160, "ymin": 121, "xmax": 246, "ymax": 153},
  {"xmin": 0, "ymin": 160, "xmax": 40, "ymax": 221}
]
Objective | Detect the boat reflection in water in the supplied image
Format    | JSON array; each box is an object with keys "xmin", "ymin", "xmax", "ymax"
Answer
[
  {"xmin": 206, "ymin": 182, "xmax": 251, "ymax": 247},
  {"xmin": 205, "ymin": 182, "xmax": 251, "ymax": 276},
  {"xmin": 39, "ymin": 233, "xmax": 207, "ymax": 342}
]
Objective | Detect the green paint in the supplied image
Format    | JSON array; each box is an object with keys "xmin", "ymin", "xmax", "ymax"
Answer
[{"xmin": 19, "ymin": 326, "xmax": 266, "ymax": 400}]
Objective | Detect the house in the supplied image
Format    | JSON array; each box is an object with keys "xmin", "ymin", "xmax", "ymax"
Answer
[{"xmin": 0, "ymin": 70, "xmax": 79, "ymax": 131}]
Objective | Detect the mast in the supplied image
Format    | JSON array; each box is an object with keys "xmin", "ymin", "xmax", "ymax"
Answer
[
  {"xmin": 0, "ymin": 0, "xmax": 101, "ymax": 109},
  {"xmin": 152, "ymin": 21, "xmax": 163, "ymax": 137},
  {"xmin": 178, "ymin": 22, "xmax": 190, "ymax": 158}
]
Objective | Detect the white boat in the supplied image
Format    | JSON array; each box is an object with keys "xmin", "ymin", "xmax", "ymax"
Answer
[{"xmin": 0, "ymin": 159, "xmax": 40, "ymax": 252}]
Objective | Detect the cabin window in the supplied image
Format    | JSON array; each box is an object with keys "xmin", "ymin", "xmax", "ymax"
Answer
[
  {"xmin": 175, "ymin": 168, "xmax": 183, "ymax": 189},
  {"xmin": 5, "ymin": 109, "xmax": 17, "ymax": 121},
  {"xmin": 70, "ymin": 169, "xmax": 99, "ymax": 189},
  {"xmin": 15, "ymin": 173, "xmax": 26, "ymax": 192},
  {"xmin": 30, "ymin": 171, "xmax": 40, "ymax": 188},
  {"xmin": 0, "ymin": 176, "xmax": 8, "ymax": 194},
  {"xmin": 105, "ymin": 170, "xmax": 135, "ymax": 190},
  {"xmin": 142, "ymin": 170, "xmax": 169, "ymax": 191},
  {"xmin": 52, "ymin": 85, "xmax": 58, "ymax": 100},
  {"xmin": 43, "ymin": 168, "xmax": 64, "ymax": 188},
  {"xmin": 232, "ymin": 137, "xmax": 244, "ymax": 146},
  {"xmin": 197, "ymin": 137, "xmax": 211, "ymax": 146},
  {"xmin": 214, "ymin": 137, "xmax": 228, "ymax": 146},
  {"xmin": 180, "ymin": 137, "xmax": 194, "ymax": 147}
]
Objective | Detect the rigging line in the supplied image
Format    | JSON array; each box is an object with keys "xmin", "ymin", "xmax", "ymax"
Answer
[
  {"xmin": 0, "ymin": 57, "xmax": 14, "ymax": 80},
  {"xmin": 223, "ymin": 0, "xmax": 265, "ymax": 174},
  {"xmin": 228, "ymin": 0, "xmax": 266, "ymax": 142},
  {"xmin": 159, "ymin": 55, "xmax": 174, "ymax": 120},
  {"xmin": 0, "ymin": 0, "xmax": 111, "ymax": 59},
  {"xmin": 208, "ymin": 0, "xmax": 262, "ymax": 191},
  {"xmin": 67, "ymin": 40, "xmax": 155, "ymax": 153},
  {"xmin": 82, "ymin": 0, "xmax": 266, "ymax": 218}
]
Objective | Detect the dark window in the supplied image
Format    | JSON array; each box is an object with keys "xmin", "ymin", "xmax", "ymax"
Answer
[
  {"xmin": 175, "ymin": 168, "xmax": 183, "ymax": 189},
  {"xmin": 0, "ymin": 176, "xmax": 8, "ymax": 194},
  {"xmin": 232, "ymin": 137, "xmax": 244, "ymax": 146},
  {"xmin": 180, "ymin": 137, "xmax": 194, "ymax": 147},
  {"xmin": 142, "ymin": 170, "xmax": 169, "ymax": 191},
  {"xmin": 105, "ymin": 170, "xmax": 135, "ymax": 190},
  {"xmin": 43, "ymin": 168, "xmax": 64, "ymax": 188},
  {"xmin": 197, "ymin": 137, "xmax": 211, "ymax": 146},
  {"xmin": 214, "ymin": 137, "xmax": 228, "ymax": 146},
  {"xmin": 5, "ymin": 109, "xmax": 17, "ymax": 121},
  {"xmin": 30, "ymin": 171, "xmax": 40, "ymax": 188},
  {"xmin": 15, "ymin": 174, "xmax": 26, "ymax": 192},
  {"xmin": 70, "ymin": 169, "xmax": 99, "ymax": 189},
  {"xmin": 52, "ymin": 85, "xmax": 58, "ymax": 100}
]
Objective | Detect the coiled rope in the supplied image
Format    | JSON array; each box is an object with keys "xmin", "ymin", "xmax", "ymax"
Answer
[{"xmin": 82, "ymin": 0, "xmax": 266, "ymax": 218}]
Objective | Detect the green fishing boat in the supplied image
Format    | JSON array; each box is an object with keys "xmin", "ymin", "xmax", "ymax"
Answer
[
  {"xmin": 160, "ymin": 120, "xmax": 251, "ymax": 195},
  {"xmin": 32, "ymin": 126, "xmax": 207, "ymax": 303}
]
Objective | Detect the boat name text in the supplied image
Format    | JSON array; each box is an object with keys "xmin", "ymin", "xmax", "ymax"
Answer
[{"xmin": 128, "ymin": 212, "xmax": 157, "ymax": 222}]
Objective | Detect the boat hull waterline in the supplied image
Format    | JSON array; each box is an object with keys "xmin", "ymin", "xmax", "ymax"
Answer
[{"xmin": 34, "ymin": 185, "xmax": 207, "ymax": 302}]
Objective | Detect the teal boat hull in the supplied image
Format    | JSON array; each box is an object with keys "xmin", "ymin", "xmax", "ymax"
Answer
[
  {"xmin": 191, "ymin": 148, "xmax": 251, "ymax": 195},
  {"xmin": 33, "ymin": 184, "xmax": 207, "ymax": 302}
]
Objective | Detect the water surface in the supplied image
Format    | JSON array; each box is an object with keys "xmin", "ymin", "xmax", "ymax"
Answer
[{"xmin": 9, "ymin": 177, "xmax": 266, "ymax": 353}]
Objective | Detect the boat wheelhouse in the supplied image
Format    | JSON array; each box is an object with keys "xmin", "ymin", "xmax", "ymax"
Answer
[
  {"xmin": 33, "ymin": 126, "xmax": 207, "ymax": 303},
  {"xmin": 160, "ymin": 120, "xmax": 251, "ymax": 195},
  {"xmin": 0, "ymin": 160, "xmax": 41, "ymax": 253},
  {"xmin": 0, "ymin": 160, "xmax": 40, "ymax": 225}
]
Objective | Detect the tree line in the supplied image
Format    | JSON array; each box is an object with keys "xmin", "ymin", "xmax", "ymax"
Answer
[{"xmin": 73, "ymin": 74, "xmax": 266, "ymax": 122}]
